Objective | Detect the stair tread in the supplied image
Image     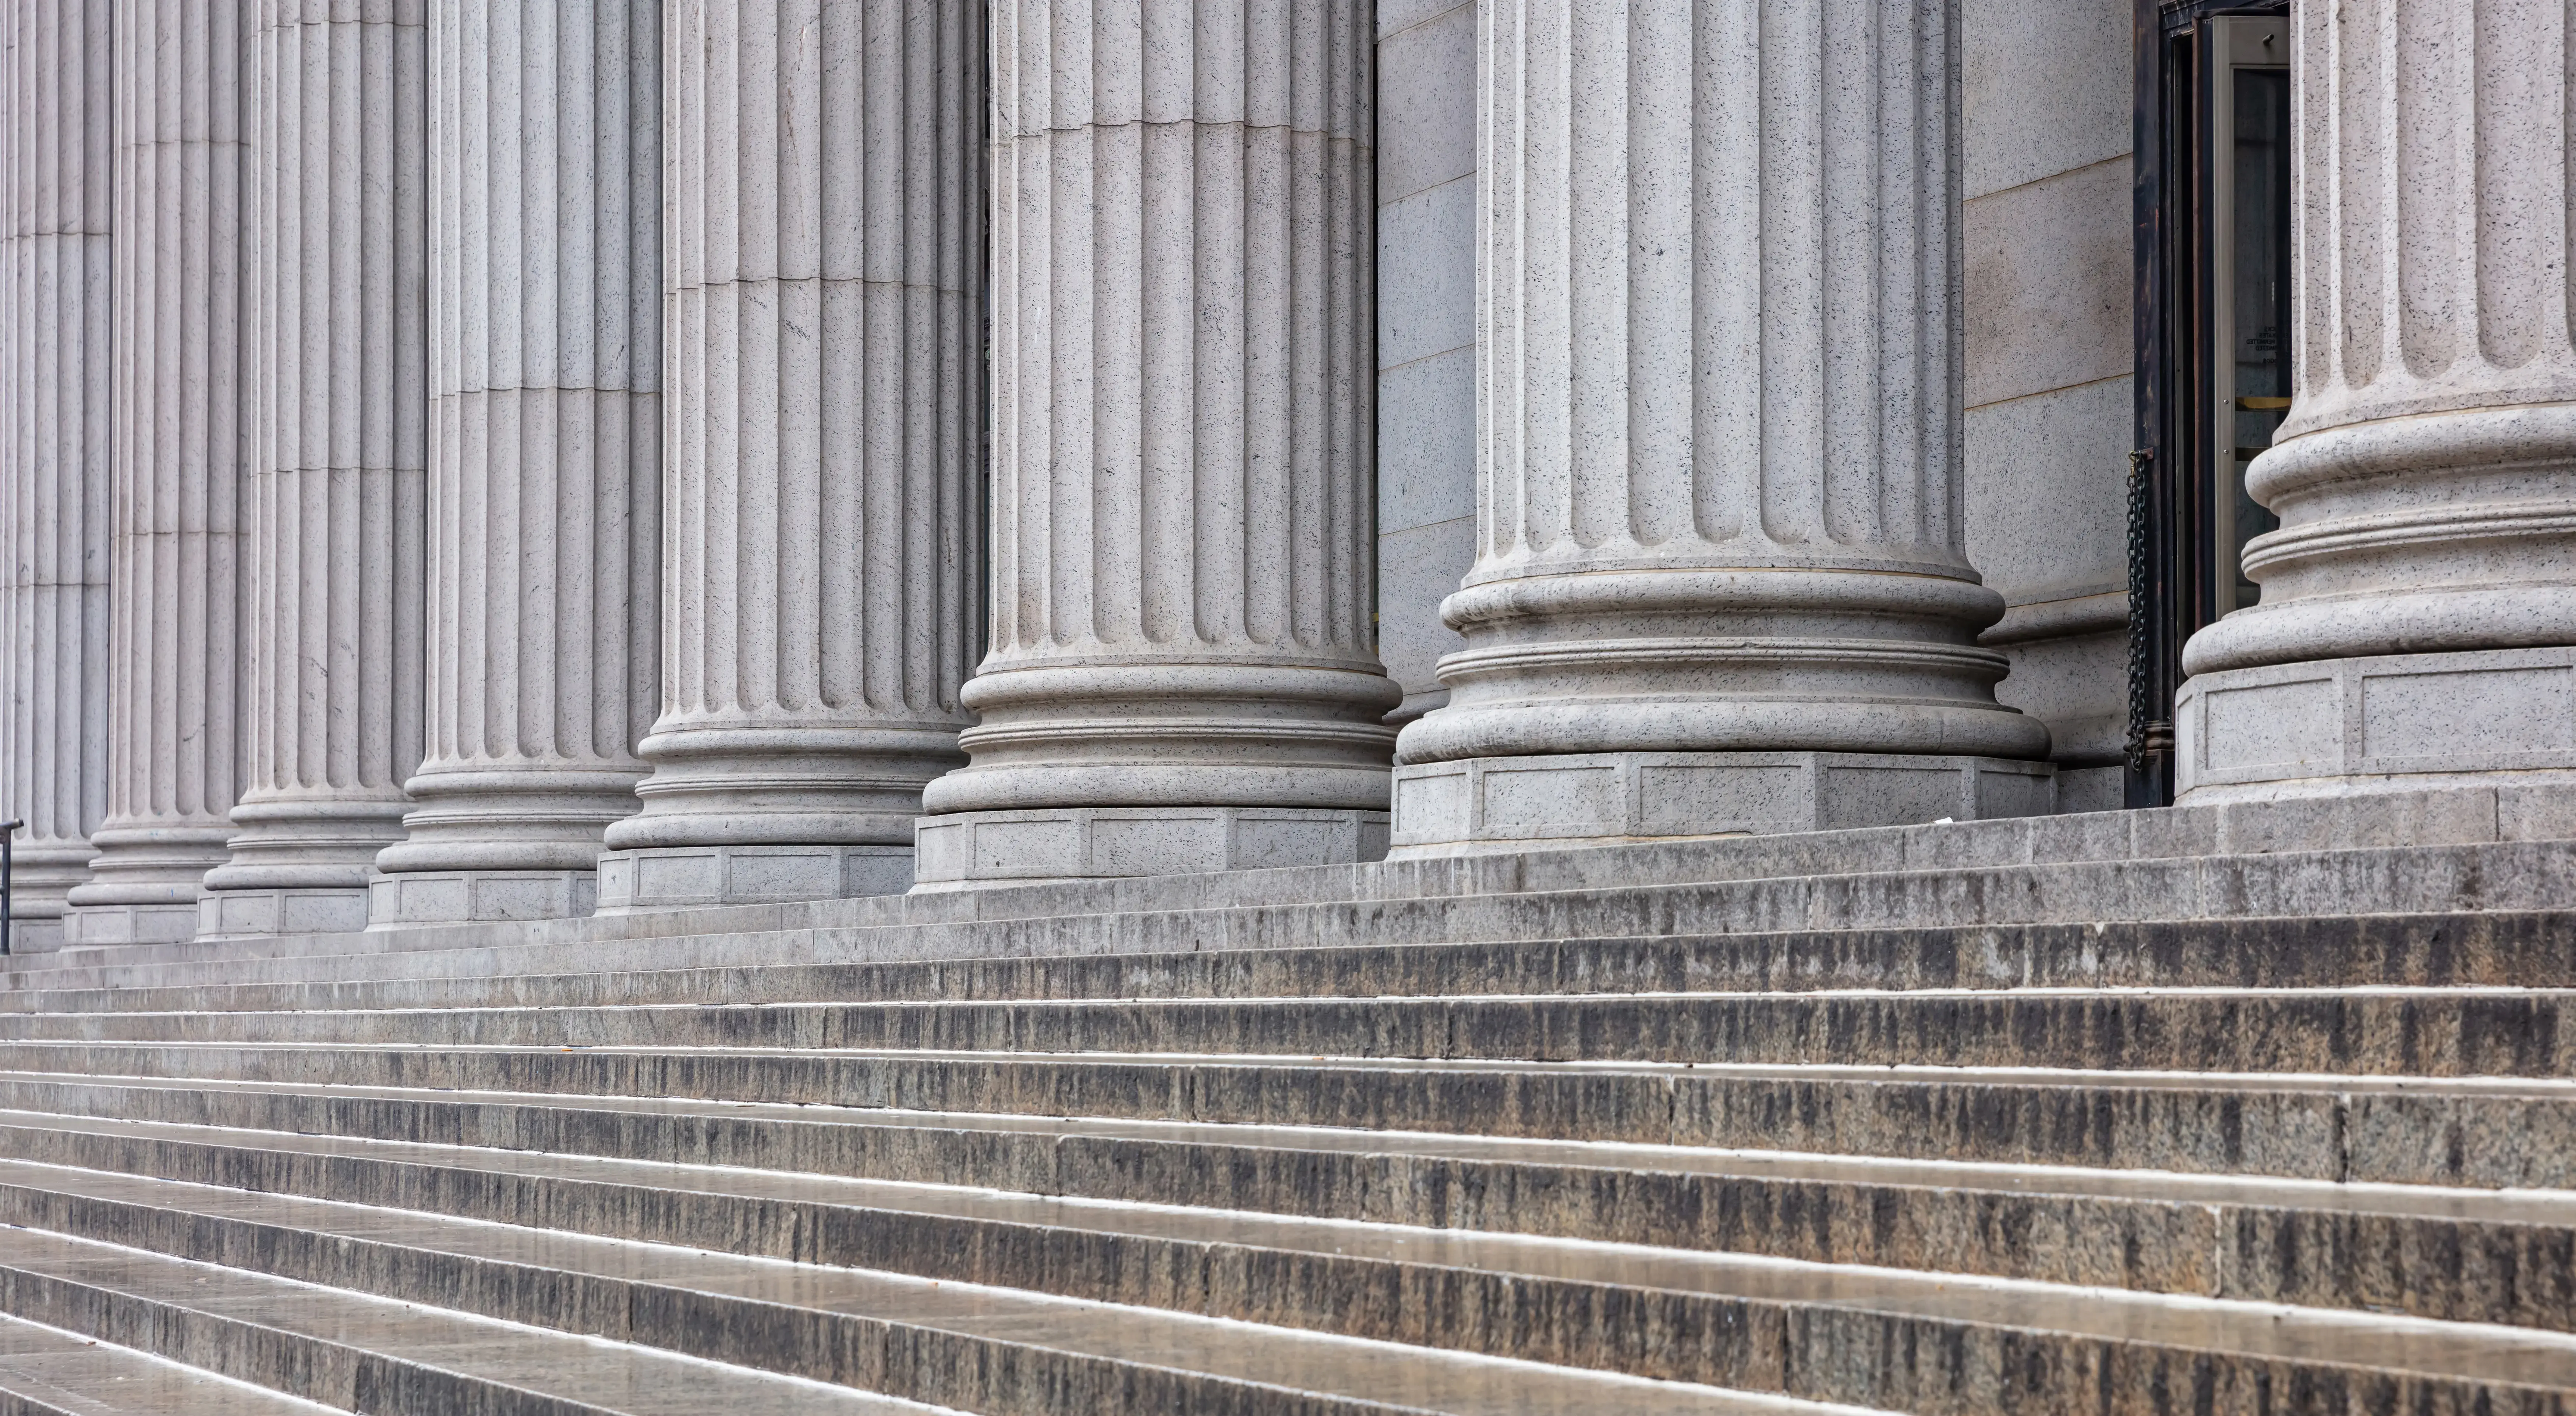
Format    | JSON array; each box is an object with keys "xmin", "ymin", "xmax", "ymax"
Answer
[
  {"xmin": 0, "ymin": 1075, "xmax": 2565, "ymax": 1226},
  {"xmin": 0, "ymin": 1311, "xmax": 336, "ymax": 1415},
  {"xmin": 13, "ymin": 909, "xmax": 2573, "ymax": 1013},
  {"xmin": 0, "ymin": 1226, "xmax": 958, "ymax": 1415},
  {"xmin": 18, "ymin": 833, "xmax": 2576, "ymax": 997},
  {"xmin": 7, "ymin": 1044, "xmax": 2570, "ymax": 1099},
  {"xmin": 0, "ymin": 1161, "xmax": 1891, "ymax": 1416},
  {"xmin": 0, "ymin": 1114, "xmax": 2565, "ymax": 1387}
]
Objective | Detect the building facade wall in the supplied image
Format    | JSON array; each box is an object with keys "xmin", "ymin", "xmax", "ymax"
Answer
[{"xmin": 1957, "ymin": 0, "xmax": 2137, "ymax": 813}]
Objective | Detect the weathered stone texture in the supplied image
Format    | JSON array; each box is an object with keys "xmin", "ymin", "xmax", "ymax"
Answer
[
  {"xmin": 2180, "ymin": 0, "xmax": 2576, "ymax": 800},
  {"xmin": 0, "ymin": 0, "xmax": 112, "ymax": 949},
  {"xmin": 912, "ymin": 0, "xmax": 1398, "ymax": 885},
  {"xmin": 65, "ymin": 0, "xmax": 251, "ymax": 948},
  {"xmin": 201, "ymin": 0, "xmax": 430, "ymax": 939},
  {"xmin": 599, "ymin": 0, "xmax": 985, "ymax": 907},
  {"xmin": 369, "ymin": 0, "xmax": 662, "ymax": 927}
]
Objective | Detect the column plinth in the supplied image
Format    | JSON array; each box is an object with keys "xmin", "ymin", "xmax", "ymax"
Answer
[
  {"xmin": 367, "ymin": 0, "xmax": 661, "ymax": 929},
  {"xmin": 0, "ymin": 0, "xmax": 113, "ymax": 951},
  {"xmin": 199, "ymin": 1, "xmax": 428, "ymax": 939},
  {"xmin": 595, "ymin": 0, "xmax": 984, "ymax": 912},
  {"xmin": 1387, "ymin": 0, "xmax": 2046, "ymax": 857},
  {"xmin": 909, "ymin": 0, "xmax": 1399, "ymax": 889},
  {"xmin": 64, "ymin": 0, "xmax": 249, "ymax": 948},
  {"xmin": 2177, "ymin": 3, "xmax": 2576, "ymax": 802}
]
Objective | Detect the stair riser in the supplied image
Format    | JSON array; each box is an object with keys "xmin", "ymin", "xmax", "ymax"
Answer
[
  {"xmin": 0, "ymin": 1263, "xmax": 616, "ymax": 1416},
  {"xmin": 14, "ymin": 915, "xmax": 2575, "ymax": 1016},
  {"xmin": 3, "ymin": 994, "xmax": 2565, "ymax": 1079},
  {"xmin": 23, "ymin": 842, "xmax": 2576, "ymax": 1000},
  {"xmin": 0, "ymin": 1117, "xmax": 2218, "ymax": 1292},
  {"xmin": 4, "ymin": 1052, "xmax": 2568, "ymax": 1191},
  {"xmin": 0, "ymin": 1224, "xmax": 1395, "ymax": 1416},
  {"xmin": 1, "ymin": 1181, "xmax": 2564, "ymax": 1416},
  {"xmin": 17, "ymin": 783, "xmax": 2567, "ymax": 985},
  {"xmin": 3, "ymin": 1121, "xmax": 2569, "ymax": 1334}
]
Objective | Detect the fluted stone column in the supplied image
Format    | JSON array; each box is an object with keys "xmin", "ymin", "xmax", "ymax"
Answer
[
  {"xmin": 199, "ymin": 0, "xmax": 428, "ymax": 938},
  {"xmin": 64, "ymin": 0, "xmax": 251, "ymax": 946},
  {"xmin": 1386, "ymin": 0, "xmax": 2050, "ymax": 854},
  {"xmin": 0, "ymin": 0, "xmax": 111, "ymax": 950},
  {"xmin": 908, "ymin": 0, "xmax": 1397, "ymax": 888},
  {"xmin": 2177, "ymin": 1, "xmax": 2576, "ymax": 802},
  {"xmin": 368, "ymin": 0, "xmax": 659, "ymax": 927},
  {"xmin": 593, "ymin": 0, "xmax": 983, "ymax": 911}
]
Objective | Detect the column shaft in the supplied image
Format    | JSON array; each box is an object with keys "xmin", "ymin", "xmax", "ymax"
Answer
[
  {"xmin": 201, "ymin": 0, "xmax": 428, "ymax": 938},
  {"xmin": 909, "ymin": 0, "xmax": 1398, "ymax": 887},
  {"xmin": 0, "ymin": 0, "xmax": 112, "ymax": 949},
  {"xmin": 66, "ymin": 0, "xmax": 250, "ymax": 947},
  {"xmin": 596, "ymin": 0, "xmax": 983, "ymax": 910},
  {"xmin": 370, "ymin": 0, "xmax": 659, "ymax": 927},
  {"xmin": 2178, "ymin": 0, "xmax": 2576, "ymax": 800},
  {"xmin": 1387, "ymin": 0, "xmax": 2049, "ymax": 852}
]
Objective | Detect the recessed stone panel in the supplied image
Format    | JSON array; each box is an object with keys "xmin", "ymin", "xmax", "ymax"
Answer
[
  {"xmin": 2202, "ymin": 678, "xmax": 2341, "ymax": 772},
  {"xmin": 1094, "ymin": 818, "xmax": 1230, "ymax": 877},
  {"xmin": 1636, "ymin": 763, "xmax": 1805, "ymax": 835},
  {"xmin": 2363, "ymin": 666, "xmax": 2574, "ymax": 760},
  {"xmin": 2180, "ymin": 650, "xmax": 2576, "ymax": 802},
  {"xmin": 1480, "ymin": 763, "xmax": 1623, "ymax": 834},
  {"xmin": 1817, "ymin": 765, "xmax": 1965, "ymax": 831}
]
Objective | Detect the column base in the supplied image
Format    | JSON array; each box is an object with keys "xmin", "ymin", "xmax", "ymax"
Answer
[
  {"xmin": 196, "ymin": 886, "xmax": 371, "ymax": 941},
  {"xmin": 592, "ymin": 844, "xmax": 915, "ymax": 914},
  {"xmin": 367, "ymin": 870, "xmax": 598, "ymax": 929},
  {"xmin": 60, "ymin": 901, "xmax": 201, "ymax": 947},
  {"xmin": 1388, "ymin": 751, "xmax": 2058, "ymax": 859},
  {"xmin": 2176, "ymin": 646, "xmax": 2576, "ymax": 803},
  {"xmin": 911, "ymin": 808, "xmax": 1391, "ymax": 891}
]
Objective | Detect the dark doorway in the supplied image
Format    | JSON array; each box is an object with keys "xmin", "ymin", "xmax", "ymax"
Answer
[{"xmin": 2128, "ymin": 1, "xmax": 2293, "ymax": 807}]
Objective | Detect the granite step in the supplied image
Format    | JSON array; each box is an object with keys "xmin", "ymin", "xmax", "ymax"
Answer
[
  {"xmin": 8, "ymin": 911, "xmax": 2570, "ymax": 1016},
  {"xmin": 0, "ymin": 1160, "xmax": 1895, "ymax": 1416},
  {"xmin": 0, "ymin": 988, "xmax": 2564, "ymax": 1078},
  {"xmin": 17, "ymin": 837, "xmax": 2576, "ymax": 1000},
  {"xmin": 0, "ymin": 1136, "xmax": 2565, "ymax": 1415},
  {"xmin": 0, "ymin": 1310, "xmax": 340, "ymax": 1416},
  {"xmin": 3, "ymin": 1046, "xmax": 2568, "ymax": 1190},
  {"xmin": 0, "ymin": 1224, "xmax": 963, "ymax": 1415},
  {"xmin": 17, "ymin": 784, "xmax": 2565, "ymax": 989},
  {"xmin": 0, "ymin": 1092, "xmax": 2567, "ymax": 1332}
]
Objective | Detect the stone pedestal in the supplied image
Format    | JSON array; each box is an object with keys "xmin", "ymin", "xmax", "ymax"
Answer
[
  {"xmin": 2179, "ymin": 3, "xmax": 2576, "ymax": 802},
  {"xmin": 369, "ymin": 0, "xmax": 660, "ymax": 928},
  {"xmin": 0, "ymin": 0, "xmax": 114, "ymax": 952},
  {"xmin": 201, "ymin": 1, "xmax": 429, "ymax": 938},
  {"xmin": 1386, "ymin": 0, "xmax": 2047, "ymax": 856},
  {"xmin": 1391, "ymin": 753, "xmax": 2056, "ymax": 855},
  {"xmin": 595, "ymin": 0, "xmax": 985, "ymax": 911},
  {"xmin": 911, "ymin": 0, "xmax": 1398, "ymax": 888},
  {"xmin": 593, "ymin": 844, "xmax": 912, "ymax": 913},
  {"xmin": 64, "ymin": 0, "xmax": 250, "ymax": 948}
]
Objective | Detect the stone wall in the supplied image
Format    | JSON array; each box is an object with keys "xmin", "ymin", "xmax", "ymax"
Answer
[{"xmin": 1960, "ymin": 0, "xmax": 2137, "ymax": 812}]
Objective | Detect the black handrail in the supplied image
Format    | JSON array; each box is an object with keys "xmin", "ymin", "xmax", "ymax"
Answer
[{"xmin": 0, "ymin": 819, "xmax": 21, "ymax": 956}]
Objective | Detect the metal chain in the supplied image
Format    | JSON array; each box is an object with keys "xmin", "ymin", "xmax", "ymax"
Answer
[{"xmin": 2124, "ymin": 449, "xmax": 2154, "ymax": 774}]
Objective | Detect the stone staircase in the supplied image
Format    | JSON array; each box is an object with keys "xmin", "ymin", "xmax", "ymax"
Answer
[{"xmin": 0, "ymin": 789, "xmax": 2567, "ymax": 1414}]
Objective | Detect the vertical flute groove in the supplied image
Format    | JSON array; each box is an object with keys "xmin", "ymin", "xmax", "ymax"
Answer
[
  {"xmin": 0, "ymin": 0, "xmax": 113, "ymax": 947},
  {"xmin": 65, "ymin": 0, "xmax": 253, "ymax": 946},
  {"xmin": 919, "ymin": 0, "xmax": 1394, "ymax": 827},
  {"xmin": 200, "ymin": 0, "xmax": 428, "ymax": 936},
  {"xmin": 370, "ymin": 0, "xmax": 659, "ymax": 915},
  {"xmin": 2181, "ymin": 0, "xmax": 2576, "ymax": 681},
  {"xmin": 1397, "ymin": 0, "xmax": 2045, "ymax": 770},
  {"xmin": 601, "ymin": 0, "xmax": 984, "ymax": 858}
]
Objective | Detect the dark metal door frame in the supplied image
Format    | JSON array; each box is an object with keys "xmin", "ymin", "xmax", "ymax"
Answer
[{"xmin": 2127, "ymin": 0, "xmax": 2290, "ymax": 808}]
